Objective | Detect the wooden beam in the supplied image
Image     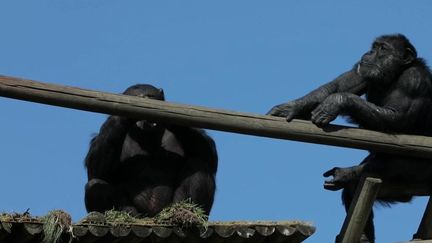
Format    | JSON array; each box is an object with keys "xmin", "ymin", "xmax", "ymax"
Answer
[
  {"xmin": 414, "ymin": 197, "xmax": 432, "ymax": 240},
  {"xmin": 338, "ymin": 177, "xmax": 382, "ymax": 243},
  {"xmin": 1, "ymin": 75, "xmax": 432, "ymax": 158}
]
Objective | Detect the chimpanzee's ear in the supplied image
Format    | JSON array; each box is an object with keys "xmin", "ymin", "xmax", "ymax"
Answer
[{"xmin": 404, "ymin": 47, "xmax": 416, "ymax": 65}]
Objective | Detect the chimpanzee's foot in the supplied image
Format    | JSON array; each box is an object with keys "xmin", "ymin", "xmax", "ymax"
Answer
[{"xmin": 323, "ymin": 166, "xmax": 362, "ymax": 191}]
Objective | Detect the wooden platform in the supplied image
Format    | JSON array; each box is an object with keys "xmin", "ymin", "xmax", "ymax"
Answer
[{"xmin": 0, "ymin": 217, "xmax": 315, "ymax": 243}]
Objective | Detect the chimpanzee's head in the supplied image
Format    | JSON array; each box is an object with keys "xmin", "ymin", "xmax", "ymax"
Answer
[
  {"xmin": 123, "ymin": 84, "xmax": 166, "ymax": 132},
  {"xmin": 357, "ymin": 34, "xmax": 417, "ymax": 84}
]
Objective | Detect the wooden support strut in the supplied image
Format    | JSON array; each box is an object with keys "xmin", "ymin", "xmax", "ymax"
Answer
[
  {"xmin": 414, "ymin": 196, "xmax": 432, "ymax": 240},
  {"xmin": 1, "ymin": 75, "xmax": 432, "ymax": 158},
  {"xmin": 338, "ymin": 177, "xmax": 382, "ymax": 243}
]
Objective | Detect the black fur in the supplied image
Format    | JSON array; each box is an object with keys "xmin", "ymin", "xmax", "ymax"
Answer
[
  {"xmin": 84, "ymin": 84, "xmax": 218, "ymax": 217},
  {"xmin": 268, "ymin": 34, "xmax": 432, "ymax": 243}
]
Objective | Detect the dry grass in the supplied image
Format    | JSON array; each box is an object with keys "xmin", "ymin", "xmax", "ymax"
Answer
[
  {"xmin": 41, "ymin": 210, "xmax": 72, "ymax": 243},
  {"xmin": 154, "ymin": 199, "xmax": 208, "ymax": 228}
]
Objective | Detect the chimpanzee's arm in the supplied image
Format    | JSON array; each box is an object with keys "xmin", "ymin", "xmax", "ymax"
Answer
[
  {"xmin": 311, "ymin": 91, "xmax": 424, "ymax": 131},
  {"xmin": 167, "ymin": 125, "xmax": 218, "ymax": 173},
  {"xmin": 85, "ymin": 116, "xmax": 134, "ymax": 180},
  {"xmin": 267, "ymin": 68, "xmax": 366, "ymax": 121}
]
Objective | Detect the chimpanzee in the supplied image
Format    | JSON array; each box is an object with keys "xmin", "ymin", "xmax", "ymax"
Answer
[
  {"xmin": 84, "ymin": 84, "xmax": 218, "ymax": 217},
  {"xmin": 268, "ymin": 34, "xmax": 432, "ymax": 242}
]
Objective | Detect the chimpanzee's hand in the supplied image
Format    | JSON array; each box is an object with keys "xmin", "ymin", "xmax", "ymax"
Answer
[
  {"xmin": 311, "ymin": 93, "xmax": 347, "ymax": 127},
  {"xmin": 267, "ymin": 100, "xmax": 307, "ymax": 122},
  {"xmin": 323, "ymin": 167, "xmax": 345, "ymax": 191},
  {"xmin": 323, "ymin": 165, "xmax": 361, "ymax": 191}
]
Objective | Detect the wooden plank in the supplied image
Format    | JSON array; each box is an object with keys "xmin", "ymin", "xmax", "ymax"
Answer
[
  {"xmin": 414, "ymin": 197, "xmax": 432, "ymax": 240},
  {"xmin": 2, "ymin": 75, "xmax": 432, "ymax": 158},
  {"xmin": 339, "ymin": 177, "xmax": 382, "ymax": 243}
]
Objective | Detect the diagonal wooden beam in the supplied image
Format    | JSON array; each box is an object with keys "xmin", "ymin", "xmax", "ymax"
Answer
[
  {"xmin": 414, "ymin": 196, "xmax": 432, "ymax": 240},
  {"xmin": 338, "ymin": 177, "xmax": 382, "ymax": 243},
  {"xmin": 1, "ymin": 74, "xmax": 432, "ymax": 158}
]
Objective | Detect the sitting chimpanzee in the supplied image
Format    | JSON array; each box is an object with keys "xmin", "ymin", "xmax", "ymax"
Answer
[
  {"xmin": 84, "ymin": 84, "xmax": 218, "ymax": 217},
  {"xmin": 268, "ymin": 34, "xmax": 432, "ymax": 242}
]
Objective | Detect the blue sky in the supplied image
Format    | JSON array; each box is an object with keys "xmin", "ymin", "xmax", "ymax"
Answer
[{"xmin": 0, "ymin": 1, "xmax": 431, "ymax": 242}]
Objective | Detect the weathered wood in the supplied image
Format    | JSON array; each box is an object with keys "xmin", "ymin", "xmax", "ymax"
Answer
[
  {"xmin": 2, "ymin": 75, "xmax": 432, "ymax": 158},
  {"xmin": 414, "ymin": 197, "xmax": 432, "ymax": 240},
  {"xmin": 338, "ymin": 177, "xmax": 382, "ymax": 243}
]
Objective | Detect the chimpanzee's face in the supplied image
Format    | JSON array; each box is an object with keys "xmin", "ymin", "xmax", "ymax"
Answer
[{"xmin": 357, "ymin": 35, "xmax": 415, "ymax": 84}]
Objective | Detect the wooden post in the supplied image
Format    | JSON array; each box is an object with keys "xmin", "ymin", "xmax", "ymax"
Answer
[
  {"xmin": 414, "ymin": 197, "xmax": 432, "ymax": 240},
  {"xmin": 2, "ymin": 75, "xmax": 432, "ymax": 158},
  {"xmin": 338, "ymin": 177, "xmax": 382, "ymax": 243}
]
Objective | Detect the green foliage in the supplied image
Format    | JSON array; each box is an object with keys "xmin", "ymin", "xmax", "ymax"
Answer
[
  {"xmin": 41, "ymin": 210, "xmax": 72, "ymax": 243},
  {"xmin": 104, "ymin": 209, "xmax": 138, "ymax": 224},
  {"xmin": 0, "ymin": 209, "xmax": 32, "ymax": 222},
  {"xmin": 154, "ymin": 199, "xmax": 208, "ymax": 228},
  {"xmin": 0, "ymin": 213, "xmax": 13, "ymax": 222}
]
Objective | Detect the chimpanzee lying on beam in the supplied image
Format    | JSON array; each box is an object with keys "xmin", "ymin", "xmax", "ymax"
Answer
[
  {"xmin": 268, "ymin": 34, "xmax": 432, "ymax": 243},
  {"xmin": 84, "ymin": 84, "xmax": 218, "ymax": 217}
]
